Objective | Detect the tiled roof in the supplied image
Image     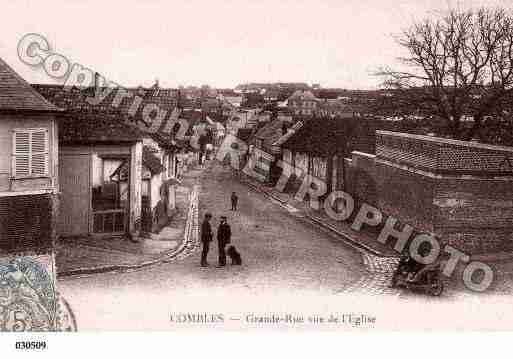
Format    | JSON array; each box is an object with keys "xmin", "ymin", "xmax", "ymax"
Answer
[
  {"xmin": 33, "ymin": 84, "xmax": 181, "ymax": 145},
  {"xmin": 179, "ymin": 110, "xmax": 210, "ymax": 135},
  {"xmin": 180, "ymin": 109, "xmax": 204, "ymax": 124},
  {"xmin": 0, "ymin": 57, "xmax": 61, "ymax": 112},
  {"xmin": 34, "ymin": 84, "xmax": 178, "ymax": 125},
  {"xmin": 281, "ymin": 117, "xmax": 357, "ymax": 156},
  {"xmin": 253, "ymin": 119, "xmax": 292, "ymax": 151},
  {"xmin": 57, "ymin": 112, "xmax": 146, "ymax": 144},
  {"xmin": 288, "ymin": 90, "xmax": 318, "ymax": 101},
  {"xmin": 319, "ymin": 99, "xmax": 347, "ymax": 109},
  {"xmin": 263, "ymin": 89, "xmax": 280, "ymax": 98},
  {"xmin": 148, "ymin": 132, "xmax": 183, "ymax": 150},
  {"xmin": 272, "ymin": 121, "xmax": 303, "ymax": 147}
]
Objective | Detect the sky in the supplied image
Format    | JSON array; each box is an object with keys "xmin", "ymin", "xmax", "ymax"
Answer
[{"xmin": 1, "ymin": 0, "xmax": 509, "ymax": 89}]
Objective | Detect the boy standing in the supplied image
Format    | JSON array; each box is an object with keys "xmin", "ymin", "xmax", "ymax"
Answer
[{"xmin": 231, "ymin": 192, "xmax": 238, "ymax": 211}]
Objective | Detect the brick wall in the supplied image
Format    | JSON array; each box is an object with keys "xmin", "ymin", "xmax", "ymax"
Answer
[
  {"xmin": 375, "ymin": 162, "xmax": 436, "ymax": 233},
  {"xmin": 377, "ymin": 130, "xmax": 513, "ymax": 175},
  {"xmin": 433, "ymin": 178, "xmax": 513, "ymax": 253},
  {"xmin": 346, "ymin": 131, "xmax": 513, "ymax": 255},
  {"xmin": 376, "ymin": 133, "xmax": 438, "ymax": 170},
  {"xmin": 345, "ymin": 152, "xmax": 378, "ymax": 207},
  {"xmin": 0, "ymin": 193, "xmax": 57, "ymax": 255}
]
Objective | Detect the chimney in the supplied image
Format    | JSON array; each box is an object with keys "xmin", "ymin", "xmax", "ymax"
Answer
[
  {"xmin": 177, "ymin": 88, "xmax": 182, "ymax": 110},
  {"xmin": 94, "ymin": 72, "xmax": 100, "ymax": 90},
  {"xmin": 282, "ymin": 121, "xmax": 288, "ymax": 135},
  {"xmin": 153, "ymin": 78, "xmax": 160, "ymax": 97}
]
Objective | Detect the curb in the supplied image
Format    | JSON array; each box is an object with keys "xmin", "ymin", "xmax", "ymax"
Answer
[
  {"xmin": 243, "ymin": 178, "xmax": 513, "ymax": 263},
  {"xmin": 242, "ymin": 178, "xmax": 397, "ymax": 258},
  {"xmin": 58, "ymin": 187, "xmax": 200, "ymax": 278},
  {"xmin": 305, "ymin": 214, "xmax": 395, "ymax": 258}
]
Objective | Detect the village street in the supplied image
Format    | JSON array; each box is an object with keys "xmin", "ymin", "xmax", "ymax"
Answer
[
  {"xmin": 57, "ymin": 161, "xmax": 371, "ymax": 329},
  {"xmin": 57, "ymin": 161, "xmax": 511, "ymax": 330}
]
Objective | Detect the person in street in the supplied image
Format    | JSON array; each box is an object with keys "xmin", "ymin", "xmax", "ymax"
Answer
[
  {"xmin": 230, "ymin": 192, "xmax": 238, "ymax": 211},
  {"xmin": 217, "ymin": 216, "xmax": 232, "ymax": 267},
  {"xmin": 200, "ymin": 213, "xmax": 213, "ymax": 267}
]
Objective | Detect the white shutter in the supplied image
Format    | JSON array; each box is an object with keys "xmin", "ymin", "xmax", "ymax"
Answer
[
  {"xmin": 13, "ymin": 131, "xmax": 30, "ymax": 177},
  {"xmin": 12, "ymin": 129, "xmax": 49, "ymax": 178},
  {"xmin": 31, "ymin": 130, "xmax": 48, "ymax": 176}
]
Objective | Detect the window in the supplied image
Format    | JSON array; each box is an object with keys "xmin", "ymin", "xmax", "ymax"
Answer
[
  {"xmin": 167, "ymin": 155, "xmax": 174, "ymax": 178},
  {"xmin": 12, "ymin": 129, "xmax": 49, "ymax": 178}
]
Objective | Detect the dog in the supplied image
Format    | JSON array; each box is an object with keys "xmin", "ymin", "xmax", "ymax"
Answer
[{"xmin": 227, "ymin": 245, "xmax": 242, "ymax": 265}]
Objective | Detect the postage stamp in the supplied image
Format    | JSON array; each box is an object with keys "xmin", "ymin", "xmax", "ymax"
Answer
[{"xmin": 0, "ymin": 255, "xmax": 57, "ymax": 331}]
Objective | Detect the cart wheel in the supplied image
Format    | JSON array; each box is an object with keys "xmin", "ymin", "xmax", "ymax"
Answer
[{"xmin": 429, "ymin": 282, "xmax": 444, "ymax": 296}]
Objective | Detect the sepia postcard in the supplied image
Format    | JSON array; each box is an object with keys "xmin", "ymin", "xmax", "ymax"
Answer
[{"xmin": 2, "ymin": 1, "xmax": 513, "ymax": 348}]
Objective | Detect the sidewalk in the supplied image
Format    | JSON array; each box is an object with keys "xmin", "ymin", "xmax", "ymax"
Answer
[
  {"xmin": 239, "ymin": 171, "xmax": 398, "ymax": 258},
  {"xmin": 56, "ymin": 165, "xmax": 202, "ymax": 277}
]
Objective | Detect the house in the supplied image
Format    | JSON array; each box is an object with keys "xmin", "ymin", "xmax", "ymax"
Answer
[
  {"xmin": 108, "ymin": 143, "xmax": 171, "ymax": 232},
  {"xmin": 200, "ymin": 114, "xmax": 226, "ymax": 151},
  {"xmin": 247, "ymin": 117, "xmax": 295, "ymax": 183},
  {"xmin": 217, "ymin": 92, "xmax": 243, "ymax": 108},
  {"xmin": 226, "ymin": 108, "xmax": 261, "ymax": 134},
  {"xmin": 256, "ymin": 110, "xmax": 272, "ymax": 124},
  {"xmin": 317, "ymin": 99, "xmax": 355, "ymax": 118},
  {"xmin": 58, "ymin": 108, "xmax": 144, "ymax": 238},
  {"xmin": 287, "ymin": 90, "xmax": 319, "ymax": 116},
  {"xmin": 0, "ymin": 57, "xmax": 62, "ymax": 284},
  {"xmin": 34, "ymin": 84, "xmax": 182, "ymax": 237},
  {"xmin": 279, "ymin": 117, "xmax": 371, "ymax": 206},
  {"xmin": 178, "ymin": 109, "xmax": 218, "ymax": 164},
  {"xmin": 262, "ymin": 89, "xmax": 280, "ymax": 102}
]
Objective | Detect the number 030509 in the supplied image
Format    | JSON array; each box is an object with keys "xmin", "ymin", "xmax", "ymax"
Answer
[{"xmin": 15, "ymin": 341, "xmax": 47, "ymax": 350}]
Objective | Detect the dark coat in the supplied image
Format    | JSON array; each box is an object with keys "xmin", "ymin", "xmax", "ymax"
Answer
[
  {"xmin": 231, "ymin": 194, "xmax": 238, "ymax": 204},
  {"xmin": 201, "ymin": 220, "xmax": 213, "ymax": 243},
  {"xmin": 217, "ymin": 223, "xmax": 231, "ymax": 245}
]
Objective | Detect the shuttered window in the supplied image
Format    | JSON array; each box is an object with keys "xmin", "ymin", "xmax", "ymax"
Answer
[{"xmin": 12, "ymin": 129, "xmax": 49, "ymax": 178}]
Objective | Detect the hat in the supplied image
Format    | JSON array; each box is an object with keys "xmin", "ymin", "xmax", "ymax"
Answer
[{"xmin": 220, "ymin": 216, "xmax": 227, "ymax": 220}]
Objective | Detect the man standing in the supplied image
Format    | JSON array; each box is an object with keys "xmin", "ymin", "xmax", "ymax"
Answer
[
  {"xmin": 200, "ymin": 213, "xmax": 213, "ymax": 267},
  {"xmin": 217, "ymin": 216, "xmax": 231, "ymax": 267},
  {"xmin": 230, "ymin": 192, "xmax": 238, "ymax": 211}
]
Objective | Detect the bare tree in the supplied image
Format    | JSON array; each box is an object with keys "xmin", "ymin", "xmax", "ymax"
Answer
[{"xmin": 378, "ymin": 7, "xmax": 513, "ymax": 140}]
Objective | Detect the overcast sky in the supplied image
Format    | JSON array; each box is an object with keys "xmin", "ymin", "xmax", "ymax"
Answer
[{"xmin": 1, "ymin": 0, "xmax": 509, "ymax": 89}]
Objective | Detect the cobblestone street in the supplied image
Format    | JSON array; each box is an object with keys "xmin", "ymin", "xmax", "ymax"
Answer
[{"xmin": 339, "ymin": 253, "xmax": 399, "ymax": 296}]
